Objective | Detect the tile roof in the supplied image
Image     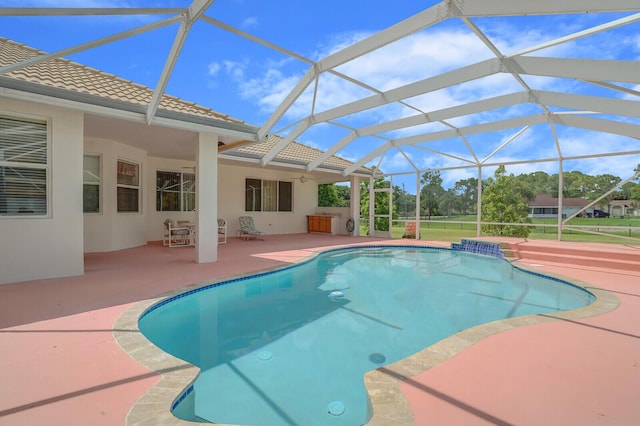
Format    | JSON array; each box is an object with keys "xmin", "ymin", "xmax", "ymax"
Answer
[
  {"xmin": 0, "ymin": 37, "xmax": 371, "ymax": 176},
  {"xmin": 230, "ymin": 134, "xmax": 366, "ymax": 173},
  {"xmin": 0, "ymin": 37, "xmax": 244, "ymax": 124},
  {"xmin": 530, "ymin": 194, "xmax": 589, "ymax": 207}
]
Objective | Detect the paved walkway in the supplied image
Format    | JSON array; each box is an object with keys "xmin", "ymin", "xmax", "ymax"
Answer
[{"xmin": 0, "ymin": 234, "xmax": 638, "ymax": 425}]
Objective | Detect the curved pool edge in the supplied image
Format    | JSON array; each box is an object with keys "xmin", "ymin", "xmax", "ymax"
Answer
[
  {"xmin": 114, "ymin": 251, "xmax": 331, "ymax": 426},
  {"xmin": 113, "ymin": 283, "xmax": 203, "ymax": 426},
  {"xmin": 362, "ymin": 261, "xmax": 619, "ymax": 426},
  {"xmin": 113, "ymin": 244, "xmax": 619, "ymax": 426}
]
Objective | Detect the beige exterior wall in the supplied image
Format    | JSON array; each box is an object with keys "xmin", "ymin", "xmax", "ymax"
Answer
[
  {"xmin": 0, "ymin": 98, "xmax": 341, "ymax": 284},
  {"xmin": 83, "ymin": 138, "xmax": 150, "ymax": 253},
  {"xmin": 0, "ymin": 98, "xmax": 84, "ymax": 284},
  {"xmin": 216, "ymin": 163, "xmax": 320, "ymax": 237}
]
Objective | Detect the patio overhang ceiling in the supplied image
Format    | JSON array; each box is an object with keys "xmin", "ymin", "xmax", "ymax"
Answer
[{"xmin": 1, "ymin": 0, "xmax": 639, "ymax": 177}]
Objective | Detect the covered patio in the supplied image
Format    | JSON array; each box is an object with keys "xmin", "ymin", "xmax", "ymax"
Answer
[{"xmin": 1, "ymin": 234, "xmax": 638, "ymax": 425}]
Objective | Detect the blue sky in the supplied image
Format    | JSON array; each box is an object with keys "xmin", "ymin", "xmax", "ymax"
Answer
[{"xmin": 2, "ymin": 1, "xmax": 640, "ymax": 190}]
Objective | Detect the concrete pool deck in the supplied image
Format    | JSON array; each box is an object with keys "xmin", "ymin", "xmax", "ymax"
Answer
[{"xmin": 1, "ymin": 234, "xmax": 638, "ymax": 425}]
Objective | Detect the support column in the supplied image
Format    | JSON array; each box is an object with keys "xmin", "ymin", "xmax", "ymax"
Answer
[
  {"xmin": 195, "ymin": 132, "xmax": 218, "ymax": 263},
  {"xmin": 476, "ymin": 166, "xmax": 483, "ymax": 238},
  {"xmin": 369, "ymin": 178, "xmax": 374, "ymax": 236},
  {"xmin": 415, "ymin": 171, "xmax": 421, "ymax": 240},
  {"xmin": 557, "ymin": 159, "xmax": 564, "ymax": 241},
  {"xmin": 349, "ymin": 176, "xmax": 360, "ymax": 236}
]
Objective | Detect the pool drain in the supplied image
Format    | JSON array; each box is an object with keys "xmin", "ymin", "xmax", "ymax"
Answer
[
  {"xmin": 258, "ymin": 350, "xmax": 272, "ymax": 360},
  {"xmin": 369, "ymin": 352, "xmax": 386, "ymax": 364},
  {"xmin": 327, "ymin": 401, "xmax": 345, "ymax": 416},
  {"xmin": 328, "ymin": 290, "xmax": 344, "ymax": 299}
]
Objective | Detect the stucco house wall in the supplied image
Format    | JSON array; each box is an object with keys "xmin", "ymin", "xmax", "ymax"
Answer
[
  {"xmin": 83, "ymin": 134, "xmax": 331, "ymax": 252},
  {"xmin": 1, "ymin": 103, "xmax": 331, "ymax": 283},
  {"xmin": 0, "ymin": 98, "xmax": 84, "ymax": 284},
  {"xmin": 83, "ymin": 138, "xmax": 151, "ymax": 253},
  {"xmin": 0, "ymin": 38, "xmax": 366, "ymax": 285}
]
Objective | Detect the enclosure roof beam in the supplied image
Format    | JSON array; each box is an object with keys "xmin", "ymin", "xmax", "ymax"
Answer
[
  {"xmin": 446, "ymin": 0, "xmax": 640, "ymax": 16},
  {"xmin": 145, "ymin": 0, "xmax": 215, "ymax": 125},
  {"xmin": 537, "ymin": 91, "xmax": 640, "ymax": 117},
  {"xmin": 343, "ymin": 115, "xmax": 547, "ymax": 175},
  {"xmin": 0, "ymin": 16, "xmax": 182, "ymax": 75},
  {"xmin": 267, "ymin": 56, "xmax": 638, "ymax": 162},
  {"xmin": 0, "ymin": 8, "xmax": 185, "ymax": 16},
  {"xmin": 257, "ymin": 2, "xmax": 453, "ymax": 159},
  {"xmin": 551, "ymin": 115, "xmax": 640, "ymax": 140}
]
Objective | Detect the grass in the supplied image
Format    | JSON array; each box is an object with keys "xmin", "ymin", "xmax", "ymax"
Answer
[{"xmin": 361, "ymin": 215, "xmax": 640, "ymax": 244}]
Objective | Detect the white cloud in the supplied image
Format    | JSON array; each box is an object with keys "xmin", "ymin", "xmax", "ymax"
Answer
[
  {"xmin": 241, "ymin": 16, "xmax": 258, "ymax": 29},
  {"xmin": 334, "ymin": 29, "xmax": 492, "ymax": 91},
  {"xmin": 207, "ymin": 62, "xmax": 221, "ymax": 76},
  {"xmin": 224, "ymin": 60, "xmax": 248, "ymax": 81},
  {"xmin": 239, "ymin": 68, "xmax": 302, "ymax": 114},
  {"xmin": 206, "ymin": 15, "xmax": 637, "ymax": 176}
]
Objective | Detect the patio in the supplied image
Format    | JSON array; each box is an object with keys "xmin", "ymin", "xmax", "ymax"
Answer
[{"xmin": 1, "ymin": 234, "xmax": 639, "ymax": 425}]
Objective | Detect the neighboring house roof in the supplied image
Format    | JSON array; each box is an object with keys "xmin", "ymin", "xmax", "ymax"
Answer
[
  {"xmin": 529, "ymin": 194, "xmax": 590, "ymax": 208},
  {"xmin": 610, "ymin": 200, "xmax": 632, "ymax": 207},
  {"xmin": 0, "ymin": 37, "xmax": 372, "ymax": 177}
]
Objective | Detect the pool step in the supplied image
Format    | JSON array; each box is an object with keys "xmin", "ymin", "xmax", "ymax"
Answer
[{"xmin": 499, "ymin": 241, "xmax": 640, "ymax": 272}]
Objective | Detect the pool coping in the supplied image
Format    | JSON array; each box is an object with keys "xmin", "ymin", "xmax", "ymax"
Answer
[{"xmin": 113, "ymin": 243, "xmax": 619, "ymax": 426}]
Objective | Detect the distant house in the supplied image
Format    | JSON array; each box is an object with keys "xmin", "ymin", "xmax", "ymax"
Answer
[
  {"xmin": 609, "ymin": 200, "xmax": 637, "ymax": 217},
  {"xmin": 529, "ymin": 195, "xmax": 637, "ymax": 218},
  {"xmin": 528, "ymin": 195, "xmax": 590, "ymax": 218}
]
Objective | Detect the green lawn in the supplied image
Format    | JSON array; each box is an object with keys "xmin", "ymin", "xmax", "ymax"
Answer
[{"xmin": 361, "ymin": 215, "xmax": 640, "ymax": 244}]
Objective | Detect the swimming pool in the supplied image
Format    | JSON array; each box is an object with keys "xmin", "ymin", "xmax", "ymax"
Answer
[{"xmin": 139, "ymin": 246, "xmax": 594, "ymax": 425}]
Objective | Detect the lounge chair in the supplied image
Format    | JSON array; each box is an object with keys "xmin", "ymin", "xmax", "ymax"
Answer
[
  {"xmin": 163, "ymin": 219, "xmax": 192, "ymax": 247},
  {"xmin": 218, "ymin": 218, "xmax": 227, "ymax": 244},
  {"xmin": 239, "ymin": 216, "xmax": 264, "ymax": 240}
]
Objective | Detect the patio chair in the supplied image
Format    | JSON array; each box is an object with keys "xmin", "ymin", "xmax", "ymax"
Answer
[
  {"xmin": 239, "ymin": 216, "xmax": 264, "ymax": 240},
  {"xmin": 218, "ymin": 218, "xmax": 227, "ymax": 244},
  {"xmin": 163, "ymin": 219, "xmax": 192, "ymax": 247}
]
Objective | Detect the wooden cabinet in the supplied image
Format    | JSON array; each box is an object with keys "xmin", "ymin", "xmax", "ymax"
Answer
[{"xmin": 307, "ymin": 215, "xmax": 335, "ymax": 234}]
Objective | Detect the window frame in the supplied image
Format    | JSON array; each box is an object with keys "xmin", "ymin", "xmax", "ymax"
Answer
[
  {"xmin": 83, "ymin": 154, "xmax": 101, "ymax": 214},
  {"xmin": 244, "ymin": 177, "xmax": 293, "ymax": 212},
  {"xmin": 0, "ymin": 112, "xmax": 50, "ymax": 218},
  {"xmin": 116, "ymin": 159, "xmax": 141, "ymax": 213},
  {"xmin": 156, "ymin": 170, "xmax": 196, "ymax": 212}
]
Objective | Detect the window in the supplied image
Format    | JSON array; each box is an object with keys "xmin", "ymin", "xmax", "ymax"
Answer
[
  {"xmin": 117, "ymin": 160, "xmax": 140, "ymax": 212},
  {"xmin": 83, "ymin": 155, "xmax": 100, "ymax": 213},
  {"xmin": 156, "ymin": 171, "xmax": 195, "ymax": 211},
  {"xmin": 0, "ymin": 115, "xmax": 48, "ymax": 216},
  {"xmin": 278, "ymin": 181, "xmax": 292, "ymax": 212},
  {"xmin": 245, "ymin": 178, "xmax": 292, "ymax": 212}
]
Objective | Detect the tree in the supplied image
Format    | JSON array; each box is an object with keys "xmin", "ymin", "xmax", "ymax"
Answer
[
  {"xmin": 591, "ymin": 173, "xmax": 621, "ymax": 211},
  {"xmin": 453, "ymin": 177, "xmax": 478, "ymax": 215},
  {"xmin": 359, "ymin": 169, "xmax": 393, "ymax": 235},
  {"xmin": 335, "ymin": 185, "xmax": 351, "ymax": 207},
  {"xmin": 517, "ymin": 171, "xmax": 553, "ymax": 196},
  {"xmin": 420, "ymin": 171, "xmax": 444, "ymax": 219},
  {"xmin": 438, "ymin": 188, "xmax": 458, "ymax": 217},
  {"xmin": 318, "ymin": 183, "xmax": 339, "ymax": 207},
  {"xmin": 318, "ymin": 183, "xmax": 350, "ymax": 207},
  {"xmin": 393, "ymin": 184, "xmax": 416, "ymax": 218},
  {"xmin": 620, "ymin": 164, "xmax": 640, "ymax": 213},
  {"xmin": 563, "ymin": 171, "xmax": 595, "ymax": 198},
  {"xmin": 481, "ymin": 165, "xmax": 534, "ymax": 237}
]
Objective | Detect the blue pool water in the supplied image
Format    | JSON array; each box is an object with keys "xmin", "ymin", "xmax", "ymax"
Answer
[{"xmin": 139, "ymin": 246, "xmax": 594, "ymax": 425}]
